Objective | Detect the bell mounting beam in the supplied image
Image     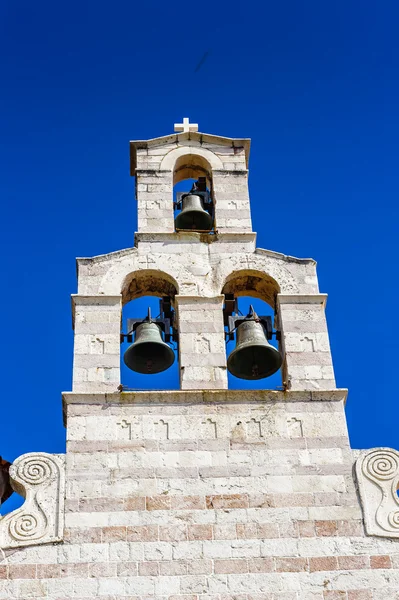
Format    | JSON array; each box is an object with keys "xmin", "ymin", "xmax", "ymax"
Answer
[
  {"xmin": 120, "ymin": 298, "xmax": 178, "ymax": 344},
  {"xmin": 225, "ymin": 303, "xmax": 281, "ymax": 342}
]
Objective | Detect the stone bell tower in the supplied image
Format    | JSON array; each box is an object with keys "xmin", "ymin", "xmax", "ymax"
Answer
[
  {"xmin": 72, "ymin": 117, "xmax": 334, "ymax": 393},
  {"xmin": 1, "ymin": 120, "xmax": 399, "ymax": 600}
]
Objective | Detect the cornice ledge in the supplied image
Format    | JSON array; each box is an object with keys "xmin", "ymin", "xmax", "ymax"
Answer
[
  {"xmin": 135, "ymin": 232, "xmax": 257, "ymax": 246},
  {"xmin": 175, "ymin": 295, "xmax": 225, "ymax": 303},
  {"xmin": 70, "ymin": 295, "xmax": 122, "ymax": 329},
  {"xmin": 71, "ymin": 294, "xmax": 122, "ymax": 304},
  {"xmin": 130, "ymin": 132, "xmax": 250, "ymax": 149},
  {"xmin": 130, "ymin": 133, "xmax": 251, "ymax": 173},
  {"xmin": 76, "ymin": 246, "xmax": 137, "ymax": 265},
  {"xmin": 255, "ymin": 248, "xmax": 316, "ymax": 265},
  {"xmin": 63, "ymin": 388, "xmax": 348, "ymax": 409},
  {"xmin": 278, "ymin": 293, "xmax": 328, "ymax": 307}
]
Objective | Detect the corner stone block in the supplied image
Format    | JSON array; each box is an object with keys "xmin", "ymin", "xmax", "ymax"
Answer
[
  {"xmin": 176, "ymin": 295, "xmax": 228, "ymax": 390},
  {"xmin": 72, "ymin": 295, "xmax": 122, "ymax": 392},
  {"xmin": 277, "ymin": 294, "xmax": 336, "ymax": 391}
]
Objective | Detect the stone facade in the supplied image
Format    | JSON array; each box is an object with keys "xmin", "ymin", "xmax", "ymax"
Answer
[{"xmin": 1, "ymin": 126, "xmax": 398, "ymax": 599}]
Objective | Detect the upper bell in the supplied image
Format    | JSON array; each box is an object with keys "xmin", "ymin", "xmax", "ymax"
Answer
[
  {"xmin": 175, "ymin": 193, "xmax": 213, "ymax": 231},
  {"xmin": 124, "ymin": 320, "xmax": 175, "ymax": 374},
  {"xmin": 227, "ymin": 309, "xmax": 283, "ymax": 380}
]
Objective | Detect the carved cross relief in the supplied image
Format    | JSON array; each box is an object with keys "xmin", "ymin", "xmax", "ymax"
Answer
[
  {"xmin": 155, "ymin": 419, "xmax": 169, "ymax": 439},
  {"xmin": 117, "ymin": 419, "xmax": 132, "ymax": 440},
  {"xmin": 287, "ymin": 417, "xmax": 303, "ymax": 438},
  {"xmin": 202, "ymin": 418, "xmax": 217, "ymax": 438},
  {"xmin": 246, "ymin": 418, "xmax": 263, "ymax": 438}
]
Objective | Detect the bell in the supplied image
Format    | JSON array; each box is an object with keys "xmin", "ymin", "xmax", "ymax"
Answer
[
  {"xmin": 124, "ymin": 321, "xmax": 175, "ymax": 374},
  {"xmin": 227, "ymin": 313, "xmax": 282, "ymax": 380},
  {"xmin": 0, "ymin": 457, "xmax": 13, "ymax": 505},
  {"xmin": 175, "ymin": 193, "xmax": 213, "ymax": 231}
]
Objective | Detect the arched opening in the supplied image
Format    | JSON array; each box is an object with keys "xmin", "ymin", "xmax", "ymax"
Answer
[
  {"xmin": 173, "ymin": 153, "xmax": 212, "ymax": 185},
  {"xmin": 223, "ymin": 269, "xmax": 281, "ymax": 310},
  {"xmin": 122, "ymin": 269, "xmax": 178, "ymax": 306},
  {"xmin": 173, "ymin": 154, "xmax": 214, "ymax": 232},
  {"xmin": 121, "ymin": 271, "xmax": 179, "ymax": 390},
  {"xmin": 222, "ymin": 270, "xmax": 283, "ymax": 390}
]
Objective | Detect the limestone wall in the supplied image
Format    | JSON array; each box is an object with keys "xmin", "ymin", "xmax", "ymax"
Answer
[
  {"xmin": 72, "ymin": 235, "xmax": 332, "ymax": 392},
  {"xmin": 131, "ymin": 132, "xmax": 251, "ymax": 234},
  {"xmin": 2, "ymin": 391, "xmax": 399, "ymax": 599}
]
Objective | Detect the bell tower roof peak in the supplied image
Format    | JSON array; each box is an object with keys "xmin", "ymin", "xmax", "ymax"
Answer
[{"xmin": 130, "ymin": 130, "xmax": 251, "ymax": 175}]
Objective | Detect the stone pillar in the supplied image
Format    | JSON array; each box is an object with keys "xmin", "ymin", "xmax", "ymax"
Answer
[
  {"xmin": 72, "ymin": 295, "xmax": 122, "ymax": 392},
  {"xmin": 212, "ymin": 170, "xmax": 252, "ymax": 232},
  {"xmin": 277, "ymin": 294, "xmax": 336, "ymax": 391},
  {"xmin": 135, "ymin": 170, "xmax": 174, "ymax": 233},
  {"xmin": 176, "ymin": 295, "xmax": 228, "ymax": 390}
]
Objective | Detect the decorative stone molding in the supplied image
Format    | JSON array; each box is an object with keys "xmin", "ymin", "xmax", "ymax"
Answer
[
  {"xmin": 277, "ymin": 294, "xmax": 328, "ymax": 306},
  {"xmin": 0, "ymin": 452, "xmax": 65, "ymax": 549},
  {"xmin": 356, "ymin": 447, "xmax": 399, "ymax": 538},
  {"xmin": 159, "ymin": 145, "xmax": 224, "ymax": 172}
]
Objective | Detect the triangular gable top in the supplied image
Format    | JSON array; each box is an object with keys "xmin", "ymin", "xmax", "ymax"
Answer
[{"xmin": 130, "ymin": 131, "xmax": 251, "ymax": 175}]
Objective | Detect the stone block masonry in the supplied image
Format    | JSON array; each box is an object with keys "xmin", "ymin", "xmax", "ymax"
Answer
[
  {"xmin": 2, "ymin": 390, "xmax": 399, "ymax": 599},
  {"xmin": 2, "ymin": 127, "xmax": 398, "ymax": 599},
  {"xmin": 176, "ymin": 296, "xmax": 227, "ymax": 389}
]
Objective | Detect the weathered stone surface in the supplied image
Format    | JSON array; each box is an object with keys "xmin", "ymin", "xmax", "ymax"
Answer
[
  {"xmin": 356, "ymin": 448, "xmax": 399, "ymax": 538},
  {"xmin": 0, "ymin": 452, "xmax": 65, "ymax": 549},
  {"xmin": 1, "ymin": 396, "xmax": 399, "ymax": 599},
  {"xmin": 2, "ymin": 129, "xmax": 398, "ymax": 599},
  {"xmin": 70, "ymin": 134, "xmax": 334, "ymax": 393}
]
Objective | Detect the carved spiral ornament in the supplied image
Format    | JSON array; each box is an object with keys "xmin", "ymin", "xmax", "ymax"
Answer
[
  {"xmin": 0, "ymin": 452, "xmax": 65, "ymax": 549},
  {"xmin": 9, "ymin": 513, "xmax": 40, "ymax": 540},
  {"xmin": 356, "ymin": 448, "xmax": 399, "ymax": 538},
  {"xmin": 15, "ymin": 456, "xmax": 53, "ymax": 486},
  {"xmin": 363, "ymin": 450, "xmax": 399, "ymax": 481},
  {"xmin": 388, "ymin": 510, "xmax": 399, "ymax": 529}
]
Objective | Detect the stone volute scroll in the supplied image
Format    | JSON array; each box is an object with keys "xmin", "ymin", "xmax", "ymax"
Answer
[
  {"xmin": 356, "ymin": 447, "xmax": 399, "ymax": 538},
  {"xmin": 0, "ymin": 452, "xmax": 65, "ymax": 549}
]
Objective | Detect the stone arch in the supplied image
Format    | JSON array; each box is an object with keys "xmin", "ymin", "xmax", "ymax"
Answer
[
  {"xmin": 98, "ymin": 250, "xmax": 182, "ymax": 300},
  {"xmin": 215, "ymin": 253, "xmax": 300, "ymax": 305},
  {"xmin": 160, "ymin": 147, "xmax": 224, "ymax": 185},
  {"xmin": 221, "ymin": 268, "xmax": 281, "ymax": 309},
  {"xmin": 121, "ymin": 269, "xmax": 179, "ymax": 305}
]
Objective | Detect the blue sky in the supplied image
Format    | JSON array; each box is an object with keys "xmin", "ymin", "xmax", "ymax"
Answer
[{"xmin": 1, "ymin": 0, "xmax": 399, "ymax": 495}]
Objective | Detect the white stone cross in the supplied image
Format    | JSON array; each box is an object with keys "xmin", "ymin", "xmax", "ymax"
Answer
[{"xmin": 174, "ymin": 117, "xmax": 199, "ymax": 133}]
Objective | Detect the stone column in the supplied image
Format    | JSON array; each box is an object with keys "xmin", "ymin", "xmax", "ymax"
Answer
[
  {"xmin": 72, "ymin": 295, "xmax": 122, "ymax": 392},
  {"xmin": 277, "ymin": 294, "xmax": 336, "ymax": 391},
  {"xmin": 212, "ymin": 170, "xmax": 252, "ymax": 233},
  {"xmin": 135, "ymin": 170, "xmax": 174, "ymax": 233},
  {"xmin": 175, "ymin": 295, "xmax": 228, "ymax": 390}
]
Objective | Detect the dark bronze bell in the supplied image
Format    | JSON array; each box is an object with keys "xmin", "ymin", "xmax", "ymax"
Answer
[
  {"xmin": 227, "ymin": 311, "xmax": 283, "ymax": 380},
  {"xmin": 175, "ymin": 193, "xmax": 213, "ymax": 231},
  {"xmin": 0, "ymin": 457, "xmax": 13, "ymax": 505},
  {"xmin": 124, "ymin": 321, "xmax": 175, "ymax": 374}
]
